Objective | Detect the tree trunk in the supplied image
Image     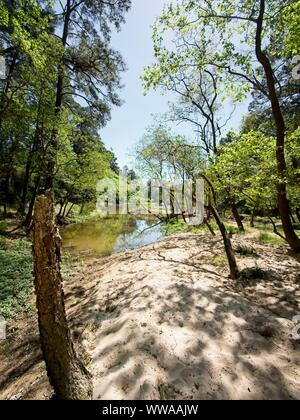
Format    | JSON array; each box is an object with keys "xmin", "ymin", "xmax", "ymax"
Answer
[
  {"xmin": 290, "ymin": 212, "xmax": 296, "ymax": 225},
  {"xmin": 231, "ymin": 201, "xmax": 245, "ymax": 232},
  {"xmin": 79, "ymin": 203, "xmax": 85, "ymax": 215},
  {"xmin": 32, "ymin": 191, "xmax": 92, "ymax": 399},
  {"xmin": 206, "ymin": 206, "xmax": 212, "ymax": 221},
  {"xmin": 24, "ymin": 178, "xmax": 40, "ymax": 228},
  {"xmin": 66, "ymin": 203, "xmax": 75, "ymax": 218},
  {"xmin": 255, "ymin": 0, "xmax": 300, "ymax": 252},
  {"xmin": 19, "ymin": 153, "xmax": 33, "ymax": 216},
  {"xmin": 58, "ymin": 200, "xmax": 65, "ymax": 217},
  {"xmin": 45, "ymin": 1, "xmax": 71, "ymax": 190},
  {"xmin": 296, "ymin": 208, "xmax": 300, "ymax": 223},
  {"xmin": 210, "ymin": 205, "xmax": 239, "ymax": 280},
  {"xmin": 204, "ymin": 218, "xmax": 216, "ymax": 236},
  {"xmin": 62, "ymin": 200, "xmax": 69, "ymax": 218},
  {"xmin": 19, "ymin": 109, "xmax": 42, "ymax": 216}
]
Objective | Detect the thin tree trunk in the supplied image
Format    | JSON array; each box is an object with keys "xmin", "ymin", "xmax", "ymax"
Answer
[
  {"xmin": 206, "ymin": 207, "xmax": 212, "ymax": 221},
  {"xmin": 204, "ymin": 217, "xmax": 216, "ymax": 236},
  {"xmin": 296, "ymin": 208, "xmax": 300, "ymax": 223},
  {"xmin": 24, "ymin": 178, "xmax": 40, "ymax": 228},
  {"xmin": 290, "ymin": 212, "xmax": 296, "ymax": 225},
  {"xmin": 19, "ymin": 99, "xmax": 42, "ymax": 216},
  {"xmin": 19, "ymin": 156, "xmax": 32, "ymax": 216},
  {"xmin": 210, "ymin": 205, "xmax": 239, "ymax": 280},
  {"xmin": 231, "ymin": 202, "xmax": 245, "ymax": 232},
  {"xmin": 58, "ymin": 200, "xmax": 65, "ymax": 217},
  {"xmin": 62, "ymin": 200, "xmax": 69, "ymax": 218},
  {"xmin": 32, "ymin": 191, "xmax": 91, "ymax": 399},
  {"xmin": 255, "ymin": 0, "xmax": 300, "ymax": 252},
  {"xmin": 268, "ymin": 216, "xmax": 287, "ymax": 241},
  {"xmin": 202, "ymin": 175, "xmax": 239, "ymax": 280},
  {"xmin": 66, "ymin": 203, "xmax": 74, "ymax": 218},
  {"xmin": 79, "ymin": 203, "xmax": 85, "ymax": 215}
]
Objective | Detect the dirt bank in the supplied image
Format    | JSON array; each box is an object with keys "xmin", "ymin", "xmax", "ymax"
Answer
[{"xmin": 1, "ymin": 232, "xmax": 300, "ymax": 400}]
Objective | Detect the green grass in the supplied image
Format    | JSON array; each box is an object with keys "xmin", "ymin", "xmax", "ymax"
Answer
[
  {"xmin": 257, "ymin": 232, "xmax": 286, "ymax": 245},
  {"xmin": 224, "ymin": 223, "xmax": 246, "ymax": 236},
  {"xmin": 0, "ymin": 234, "xmax": 78, "ymax": 321},
  {"xmin": 212, "ymin": 254, "xmax": 228, "ymax": 268},
  {"xmin": 0, "ymin": 237, "xmax": 34, "ymax": 319},
  {"xmin": 164, "ymin": 219, "xmax": 204, "ymax": 236}
]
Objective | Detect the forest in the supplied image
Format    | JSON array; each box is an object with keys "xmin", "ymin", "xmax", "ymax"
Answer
[{"xmin": 0, "ymin": 0, "xmax": 299, "ymax": 401}]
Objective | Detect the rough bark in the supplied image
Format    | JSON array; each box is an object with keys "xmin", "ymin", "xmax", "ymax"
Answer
[{"xmin": 32, "ymin": 191, "xmax": 92, "ymax": 399}]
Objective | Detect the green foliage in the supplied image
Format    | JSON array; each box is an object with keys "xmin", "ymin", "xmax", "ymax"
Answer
[
  {"xmin": 142, "ymin": 0, "xmax": 299, "ymax": 232},
  {"xmin": 0, "ymin": 238, "xmax": 33, "ymax": 319},
  {"xmin": 209, "ymin": 131, "xmax": 278, "ymax": 215},
  {"xmin": 0, "ymin": 0, "xmax": 130, "ymax": 219},
  {"xmin": 282, "ymin": 0, "xmax": 300, "ymax": 56}
]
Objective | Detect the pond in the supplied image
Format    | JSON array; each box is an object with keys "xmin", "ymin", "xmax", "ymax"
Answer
[{"xmin": 61, "ymin": 216, "xmax": 164, "ymax": 258}]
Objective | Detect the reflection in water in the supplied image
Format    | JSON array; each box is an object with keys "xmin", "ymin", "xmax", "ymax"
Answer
[
  {"xmin": 113, "ymin": 219, "xmax": 163, "ymax": 253},
  {"xmin": 61, "ymin": 216, "xmax": 164, "ymax": 258}
]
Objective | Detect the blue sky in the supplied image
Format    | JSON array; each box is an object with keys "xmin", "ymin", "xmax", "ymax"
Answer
[{"xmin": 101, "ymin": 0, "xmax": 250, "ymax": 169}]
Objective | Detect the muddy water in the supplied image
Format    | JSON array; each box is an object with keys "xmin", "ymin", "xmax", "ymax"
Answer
[{"xmin": 61, "ymin": 216, "xmax": 164, "ymax": 258}]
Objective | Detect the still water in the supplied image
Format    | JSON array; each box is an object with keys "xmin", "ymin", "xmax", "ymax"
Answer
[{"xmin": 62, "ymin": 216, "xmax": 164, "ymax": 258}]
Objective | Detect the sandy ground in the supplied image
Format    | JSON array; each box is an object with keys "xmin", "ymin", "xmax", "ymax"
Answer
[{"xmin": 0, "ymin": 232, "xmax": 300, "ymax": 400}]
